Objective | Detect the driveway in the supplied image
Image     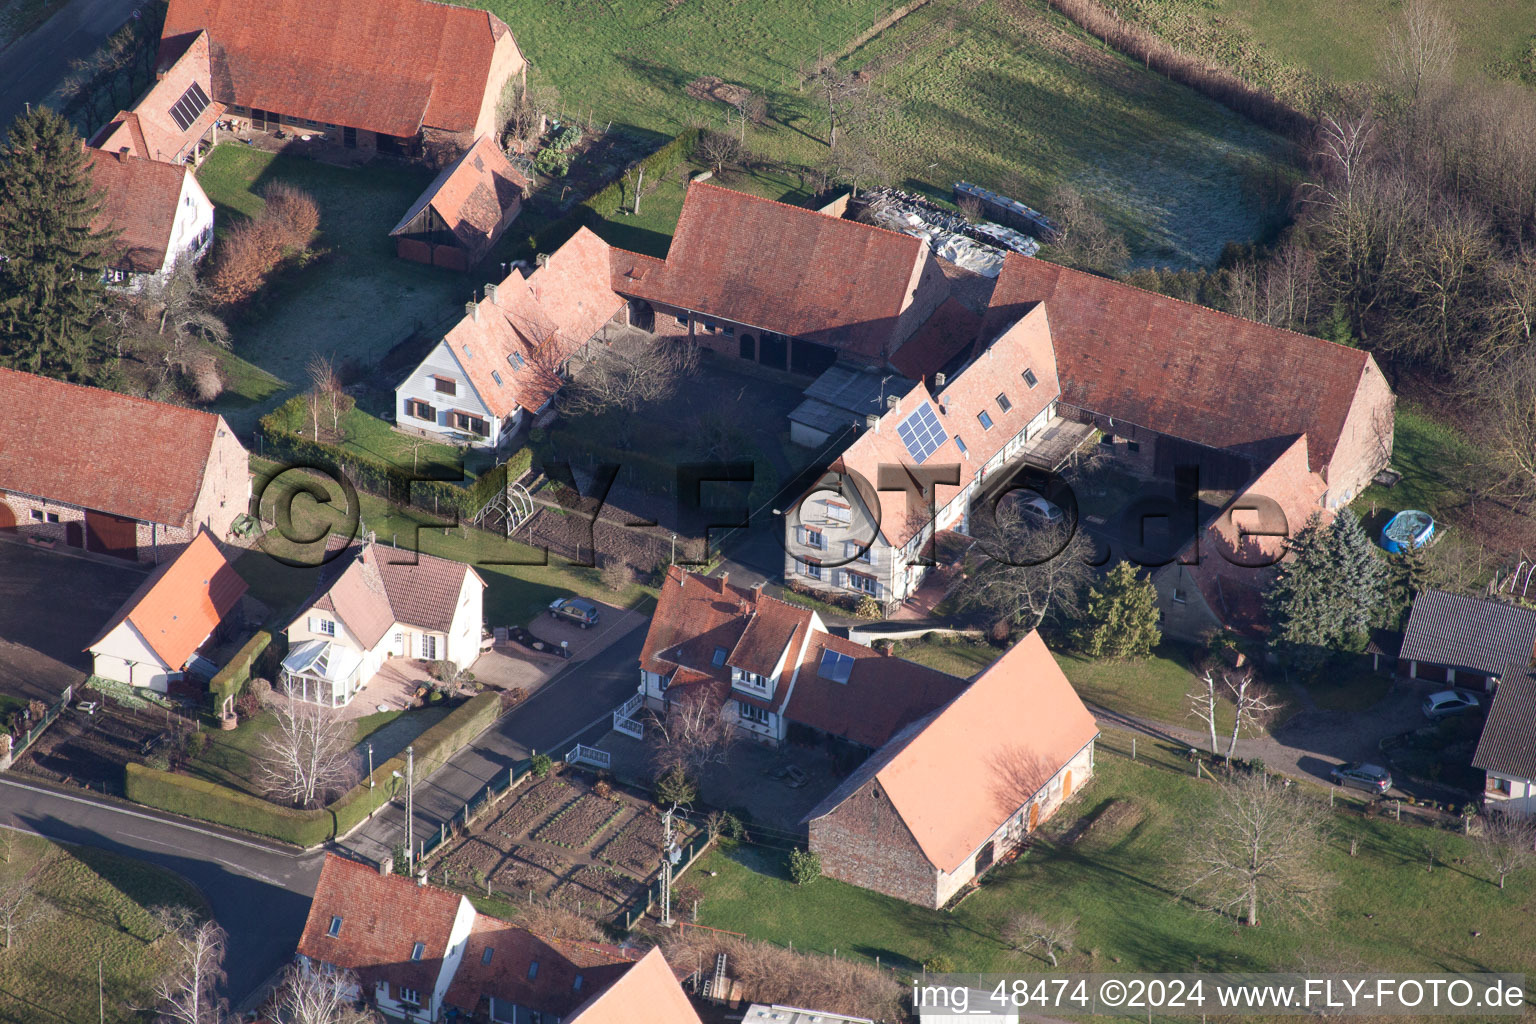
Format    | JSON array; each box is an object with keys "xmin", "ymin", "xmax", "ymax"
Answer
[{"xmin": 0, "ymin": 538, "xmax": 149, "ymax": 703}]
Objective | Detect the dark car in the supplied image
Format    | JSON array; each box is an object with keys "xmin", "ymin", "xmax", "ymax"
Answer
[
  {"xmin": 1329, "ymin": 762, "xmax": 1392, "ymax": 796},
  {"xmin": 548, "ymin": 597, "xmax": 600, "ymax": 629}
]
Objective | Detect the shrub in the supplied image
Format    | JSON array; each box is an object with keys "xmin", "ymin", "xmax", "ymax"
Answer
[
  {"xmin": 854, "ymin": 595, "xmax": 881, "ymax": 619},
  {"xmin": 787, "ymin": 848, "xmax": 822, "ymax": 886},
  {"xmin": 186, "ymin": 731, "xmax": 208, "ymax": 759},
  {"xmin": 530, "ymin": 753, "xmax": 553, "ymax": 778},
  {"xmin": 592, "ymin": 779, "xmax": 612, "ymax": 798},
  {"xmin": 187, "ymin": 353, "xmax": 223, "ymax": 403},
  {"xmin": 600, "ymin": 557, "xmax": 632, "ymax": 592},
  {"xmin": 534, "ymin": 147, "xmax": 571, "ymax": 177},
  {"xmin": 260, "ymin": 182, "xmax": 319, "ymax": 250},
  {"xmin": 655, "ymin": 765, "xmax": 697, "ymax": 807},
  {"xmin": 923, "ymin": 955, "xmax": 956, "ymax": 974},
  {"xmin": 547, "ymin": 124, "xmax": 583, "ymax": 152}
]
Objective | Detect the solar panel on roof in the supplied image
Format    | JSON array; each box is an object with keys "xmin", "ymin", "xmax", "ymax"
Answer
[
  {"xmin": 167, "ymin": 82, "xmax": 210, "ymax": 132},
  {"xmin": 895, "ymin": 402, "xmax": 948, "ymax": 463}
]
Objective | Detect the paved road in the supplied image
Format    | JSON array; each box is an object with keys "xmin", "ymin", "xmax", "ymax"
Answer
[
  {"xmin": 343, "ymin": 619, "xmax": 649, "ymax": 866},
  {"xmin": 0, "ymin": 0, "xmax": 140, "ymax": 129},
  {"xmin": 0, "ymin": 775, "xmax": 324, "ymax": 1004}
]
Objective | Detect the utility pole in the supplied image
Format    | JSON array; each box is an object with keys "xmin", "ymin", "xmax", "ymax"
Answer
[
  {"xmin": 660, "ymin": 803, "xmax": 681, "ymax": 927},
  {"xmin": 406, "ymin": 745, "xmax": 415, "ymax": 873}
]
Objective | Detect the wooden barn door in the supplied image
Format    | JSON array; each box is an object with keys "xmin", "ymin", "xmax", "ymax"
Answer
[
  {"xmin": 65, "ymin": 522, "xmax": 83, "ymax": 548},
  {"xmin": 1063, "ymin": 770, "xmax": 1073, "ymax": 799},
  {"xmin": 85, "ymin": 510, "xmax": 138, "ymax": 559},
  {"xmin": 0, "ymin": 499, "xmax": 14, "ymax": 532},
  {"xmin": 1028, "ymin": 801, "xmax": 1039, "ymax": 832}
]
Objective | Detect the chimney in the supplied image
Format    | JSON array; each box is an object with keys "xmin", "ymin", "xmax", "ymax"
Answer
[
  {"xmin": 417, "ymin": 870, "xmax": 428, "ymax": 886},
  {"xmin": 465, "ymin": 296, "xmax": 479, "ymax": 322},
  {"xmin": 717, "ymin": 572, "xmax": 729, "ymax": 593},
  {"xmin": 934, "ymin": 371, "xmax": 946, "ymax": 388},
  {"xmin": 885, "ymin": 394, "xmax": 899, "ymax": 411},
  {"xmin": 536, "ymin": 252, "xmax": 551, "ymax": 268},
  {"xmin": 378, "ymin": 857, "xmax": 393, "ymax": 876},
  {"xmin": 484, "ymin": 281, "xmax": 499, "ymax": 305},
  {"xmin": 865, "ymin": 413, "xmax": 879, "ymax": 432}
]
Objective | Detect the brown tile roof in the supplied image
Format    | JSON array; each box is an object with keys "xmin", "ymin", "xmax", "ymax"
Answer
[
  {"xmin": 297, "ymin": 854, "xmax": 466, "ymax": 999},
  {"xmin": 726, "ymin": 599, "xmax": 811, "ymax": 679},
  {"xmin": 1473, "ymin": 671, "xmax": 1536, "ymax": 782},
  {"xmin": 447, "ymin": 227, "xmax": 625, "ymax": 418},
  {"xmin": 809, "ymin": 631, "xmax": 1099, "ymax": 874},
  {"xmin": 390, "ymin": 134, "xmax": 526, "ymax": 254},
  {"xmin": 159, "ymin": 0, "xmax": 515, "ymax": 137},
  {"xmin": 833, "ymin": 303, "xmax": 1061, "ymax": 548},
  {"xmin": 85, "ymin": 148, "xmax": 191, "ymax": 274},
  {"xmin": 609, "ymin": 182, "xmax": 931, "ymax": 361},
  {"xmin": 87, "ymin": 530, "xmax": 246, "ymax": 668},
  {"xmin": 0, "ymin": 368, "xmax": 224, "ymax": 526},
  {"xmin": 982, "ymin": 255, "xmax": 1375, "ymax": 474},
  {"xmin": 888, "ymin": 296, "xmax": 982, "ymax": 380},
  {"xmin": 443, "ymin": 916, "xmax": 633, "ymax": 1018},
  {"xmin": 565, "ymin": 947, "xmax": 705, "ymax": 1024},
  {"xmin": 306, "ymin": 542, "xmax": 482, "ymax": 648},
  {"xmin": 783, "ymin": 632, "xmax": 967, "ymax": 749},
  {"xmin": 91, "ymin": 31, "xmax": 223, "ymax": 163},
  {"xmin": 640, "ymin": 567, "xmax": 759, "ymax": 685}
]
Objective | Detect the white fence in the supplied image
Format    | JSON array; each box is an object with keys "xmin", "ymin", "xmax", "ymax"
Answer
[
  {"xmin": 566, "ymin": 743, "xmax": 611, "ymax": 770},
  {"xmin": 613, "ymin": 691, "xmax": 645, "ymax": 740}
]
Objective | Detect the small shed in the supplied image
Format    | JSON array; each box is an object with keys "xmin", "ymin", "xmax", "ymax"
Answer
[{"xmin": 390, "ymin": 134, "xmax": 526, "ymax": 271}]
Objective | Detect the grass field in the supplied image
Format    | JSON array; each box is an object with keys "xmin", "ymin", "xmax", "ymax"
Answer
[
  {"xmin": 475, "ymin": 0, "xmax": 1289, "ymax": 266},
  {"xmin": 197, "ymin": 144, "xmax": 466, "ymax": 433},
  {"xmin": 692, "ymin": 736, "xmax": 1536, "ymax": 986},
  {"xmin": 243, "ymin": 458, "xmax": 656, "ymax": 627},
  {"xmin": 0, "ymin": 833, "xmax": 205, "ymax": 1023}
]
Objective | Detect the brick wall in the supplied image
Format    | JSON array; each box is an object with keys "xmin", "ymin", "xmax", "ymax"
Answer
[
  {"xmin": 1326, "ymin": 356, "xmax": 1394, "ymax": 507},
  {"xmin": 0, "ymin": 492, "xmax": 84, "ymax": 547},
  {"xmin": 190, "ymin": 417, "xmax": 250, "ymax": 547},
  {"xmin": 810, "ymin": 777, "xmax": 938, "ymax": 907}
]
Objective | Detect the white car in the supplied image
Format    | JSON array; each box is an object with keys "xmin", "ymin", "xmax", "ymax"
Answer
[
  {"xmin": 1015, "ymin": 493, "xmax": 1065, "ymax": 525},
  {"xmin": 1422, "ymin": 689, "xmax": 1480, "ymax": 719}
]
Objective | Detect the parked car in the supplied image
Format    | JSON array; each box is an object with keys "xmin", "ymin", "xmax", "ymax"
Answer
[
  {"xmin": 548, "ymin": 597, "xmax": 600, "ymax": 629},
  {"xmin": 1329, "ymin": 762, "xmax": 1392, "ymax": 796},
  {"xmin": 1013, "ymin": 492, "xmax": 1065, "ymax": 526},
  {"xmin": 75, "ymin": 700, "xmax": 99, "ymax": 716},
  {"xmin": 1422, "ymin": 689, "xmax": 1480, "ymax": 719}
]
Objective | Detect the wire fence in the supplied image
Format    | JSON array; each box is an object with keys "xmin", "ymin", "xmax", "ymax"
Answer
[
  {"xmin": 417, "ymin": 757, "xmax": 534, "ymax": 863},
  {"xmin": 11, "ymin": 686, "xmax": 73, "ymax": 760}
]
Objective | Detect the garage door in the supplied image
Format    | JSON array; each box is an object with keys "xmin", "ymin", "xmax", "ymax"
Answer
[
  {"xmin": 0, "ymin": 498, "xmax": 14, "ymax": 532},
  {"xmin": 85, "ymin": 510, "xmax": 138, "ymax": 559}
]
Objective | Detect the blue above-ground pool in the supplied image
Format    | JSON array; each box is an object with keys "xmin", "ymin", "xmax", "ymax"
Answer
[{"xmin": 1381, "ymin": 510, "xmax": 1435, "ymax": 553}]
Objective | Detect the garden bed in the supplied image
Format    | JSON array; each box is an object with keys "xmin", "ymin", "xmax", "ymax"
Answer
[
  {"xmin": 533, "ymin": 792, "xmax": 625, "ymax": 850},
  {"xmin": 597, "ymin": 811, "xmax": 670, "ymax": 875}
]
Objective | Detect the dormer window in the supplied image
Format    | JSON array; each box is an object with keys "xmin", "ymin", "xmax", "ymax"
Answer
[
  {"xmin": 410, "ymin": 942, "xmax": 425, "ymax": 961},
  {"xmin": 327, "ymin": 915, "xmax": 342, "ymax": 937}
]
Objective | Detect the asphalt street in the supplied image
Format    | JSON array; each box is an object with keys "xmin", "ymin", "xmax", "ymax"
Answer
[
  {"xmin": 0, "ymin": 775, "xmax": 324, "ymax": 1004},
  {"xmin": 343, "ymin": 618, "xmax": 649, "ymax": 866},
  {"xmin": 0, "ymin": 0, "xmax": 140, "ymax": 129}
]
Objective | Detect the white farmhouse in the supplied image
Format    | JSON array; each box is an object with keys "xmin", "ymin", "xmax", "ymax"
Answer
[
  {"xmin": 87, "ymin": 530, "xmax": 247, "ymax": 692},
  {"xmin": 86, "ymin": 148, "xmax": 214, "ymax": 290},
  {"xmin": 280, "ymin": 542, "xmax": 484, "ymax": 707}
]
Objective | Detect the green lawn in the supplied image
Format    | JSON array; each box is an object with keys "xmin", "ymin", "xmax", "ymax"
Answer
[
  {"xmin": 472, "ymin": 0, "xmax": 1288, "ymax": 266},
  {"xmin": 0, "ymin": 833, "xmax": 205, "ymax": 1022},
  {"xmin": 891, "ymin": 635, "xmax": 1003, "ymax": 680},
  {"xmin": 197, "ymin": 144, "xmax": 466, "ymax": 434},
  {"xmin": 1299, "ymin": 656, "xmax": 1395, "ymax": 713},
  {"xmin": 244, "ymin": 459, "xmax": 656, "ymax": 628},
  {"xmin": 693, "ymin": 737, "xmax": 1536, "ymax": 982}
]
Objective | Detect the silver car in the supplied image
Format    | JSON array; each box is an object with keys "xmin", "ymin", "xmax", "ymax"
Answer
[
  {"xmin": 1422, "ymin": 689, "xmax": 1480, "ymax": 719},
  {"xmin": 1329, "ymin": 762, "xmax": 1392, "ymax": 795}
]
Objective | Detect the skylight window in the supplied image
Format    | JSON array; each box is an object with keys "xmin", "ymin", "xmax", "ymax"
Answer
[
  {"xmin": 327, "ymin": 915, "xmax": 342, "ymax": 937},
  {"xmin": 895, "ymin": 402, "xmax": 948, "ymax": 464},
  {"xmin": 482, "ymin": 947, "xmax": 494, "ymax": 965},
  {"xmin": 527, "ymin": 961, "xmax": 540, "ymax": 980},
  {"xmin": 1023, "ymin": 367, "xmax": 1038, "ymax": 389},
  {"xmin": 410, "ymin": 942, "xmax": 425, "ymax": 961},
  {"xmin": 492, "ymin": 370, "xmax": 503, "ymax": 385},
  {"xmin": 167, "ymin": 82, "xmax": 210, "ymax": 132},
  {"xmin": 996, "ymin": 392, "xmax": 1012, "ymax": 412},
  {"xmin": 818, "ymin": 648, "xmax": 855, "ymax": 684},
  {"xmin": 712, "ymin": 647, "xmax": 728, "ymax": 667},
  {"xmin": 573, "ymin": 975, "xmax": 584, "ymax": 992},
  {"xmin": 977, "ymin": 409, "xmax": 994, "ymax": 430},
  {"xmin": 955, "ymin": 436, "xmax": 968, "ymax": 455},
  {"xmin": 463, "ymin": 345, "xmax": 473, "ymax": 359}
]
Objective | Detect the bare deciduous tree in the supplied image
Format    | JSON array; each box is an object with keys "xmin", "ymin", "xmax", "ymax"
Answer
[
  {"xmin": 1187, "ymin": 670, "xmax": 1221, "ymax": 757},
  {"xmin": 806, "ymin": 58, "xmax": 872, "ymax": 152},
  {"xmin": 255, "ymin": 682, "xmax": 359, "ymax": 809},
  {"xmin": 649, "ymin": 688, "xmax": 739, "ymax": 781},
  {"xmin": 1002, "ymin": 911, "xmax": 1076, "ymax": 967},
  {"xmin": 956, "ymin": 501, "xmax": 1094, "ymax": 634},
  {"xmin": 1384, "ymin": 0, "xmax": 1458, "ymax": 103},
  {"xmin": 1222, "ymin": 668, "xmax": 1278, "ymax": 763},
  {"xmin": 265, "ymin": 963, "xmax": 378, "ymax": 1024},
  {"xmin": 1180, "ymin": 773, "xmax": 1333, "ymax": 927},
  {"xmin": 499, "ymin": 79, "xmax": 561, "ymax": 155},
  {"xmin": 1475, "ymin": 812, "xmax": 1536, "ymax": 890},
  {"xmin": 306, "ymin": 355, "xmax": 348, "ymax": 439},
  {"xmin": 1479, "ymin": 347, "xmax": 1536, "ymax": 501},
  {"xmin": 696, "ymin": 128, "xmax": 742, "ymax": 176},
  {"xmin": 0, "ymin": 876, "xmax": 40, "ymax": 949},
  {"xmin": 153, "ymin": 908, "xmax": 227, "ymax": 1024},
  {"xmin": 559, "ymin": 334, "xmax": 699, "ymax": 444},
  {"xmin": 1046, "ymin": 185, "xmax": 1129, "ymax": 276}
]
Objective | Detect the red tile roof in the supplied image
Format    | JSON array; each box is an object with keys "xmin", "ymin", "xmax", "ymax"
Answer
[
  {"xmin": 91, "ymin": 31, "xmax": 223, "ymax": 164},
  {"xmin": 0, "ymin": 367, "xmax": 225, "ymax": 526},
  {"xmin": 809, "ymin": 631, "xmax": 1099, "ymax": 873},
  {"xmin": 447, "ymin": 227, "xmax": 626, "ymax": 418},
  {"xmin": 390, "ymin": 134, "xmax": 526, "ymax": 255},
  {"xmin": 87, "ymin": 530, "xmax": 246, "ymax": 668},
  {"xmin": 783, "ymin": 632, "xmax": 967, "ymax": 749},
  {"xmin": 609, "ymin": 183, "xmax": 931, "ymax": 361},
  {"xmin": 565, "ymin": 947, "xmax": 705, "ymax": 1024},
  {"xmin": 889, "ymin": 295, "xmax": 982, "ymax": 380},
  {"xmin": 159, "ymin": 0, "xmax": 516, "ymax": 137},
  {"xmin": 297, "ymin": 854, "xmax": 467, "ymax": 999},
  {"xmin": 982, "ymin": 255, "xmax": 1375, "ymax": 474},
  {"xmin": 443, "ymin": 916, "xmax": 633, "ymax": 1018},
  {"xmin": 85, "ymin": 148, "xmax": 192, "ymax": 274},
  {"xmin": 833, "ymin": 303, "xmax": 1061, "ymax": 548}
]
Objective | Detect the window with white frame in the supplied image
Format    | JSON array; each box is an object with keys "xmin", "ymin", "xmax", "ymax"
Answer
[
  {"xmin": 317, "ymin": 618, "xmax": 335, "ymax": 636},
  {"xmin": 844, "ymin": 540, "xmax": 871, "ymax": 564},
  {"xmin": 400, "ymin": 987, "xmax": 420, "ymax": 1006},
  {"xmin": 802, "ymin": 560, "xmax": 822, "ymax": 580},
  {"xmin": 824, "ymin": 500, "xmax": 851, "ymax": 525},
  {"xmin": 845, "ymin": 572, "xmax": 877, "ymax": 595},
  {"xmin": 421, "ymin": 635, "xmax": 438, "ymax": 660},
  {"xmin": 802, "ymin": 527, "xmax": 824, "ymax": 550},
  {"xmin": 738, "ymin": 701, "xmax": 769, "ymax": 724},
  {"xmin": 1022, "ymin": 367, "xmax": 1038, "ymax": 388}
]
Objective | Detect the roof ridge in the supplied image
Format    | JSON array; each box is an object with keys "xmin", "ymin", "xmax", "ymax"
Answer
[
  {"xmin": 683, "ymin": 180, "xmax": 924, "ymax": 250},
  {"xmin": 1013, "ymin": 254, "xmax": 1372, "ymax": 362}
]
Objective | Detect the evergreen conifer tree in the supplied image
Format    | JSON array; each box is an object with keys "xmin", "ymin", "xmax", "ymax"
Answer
[
  {"xmin": 1077, "ymin": 560, "xmax": 1162, "ymax": 660},
  {"xmin": 1328, "ymin": 508, "xmax": 1389, "ymax": 642},
  {"xmin": 1267, "ymin": 510, "xmax": 1390, "ymax": 667},
  {"xmin": 0, "ymin": 106, "xmax": 114, "ymax": 379}
]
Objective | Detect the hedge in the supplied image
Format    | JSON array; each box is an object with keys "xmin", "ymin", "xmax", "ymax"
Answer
[
  {"xmin": 125, "ymin": 691, "xmax": 504, "ymax": 846},
  {"xmin": 259, "ymin": 396, "xmax": 525, "ymax": 522},
  {"xmin": 580, "ymin": 128, "xmax": 701, "ymax": 220},
  {"xmin": 207, "ymin": 629, "xmax": 272, "ymax": 714}
]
